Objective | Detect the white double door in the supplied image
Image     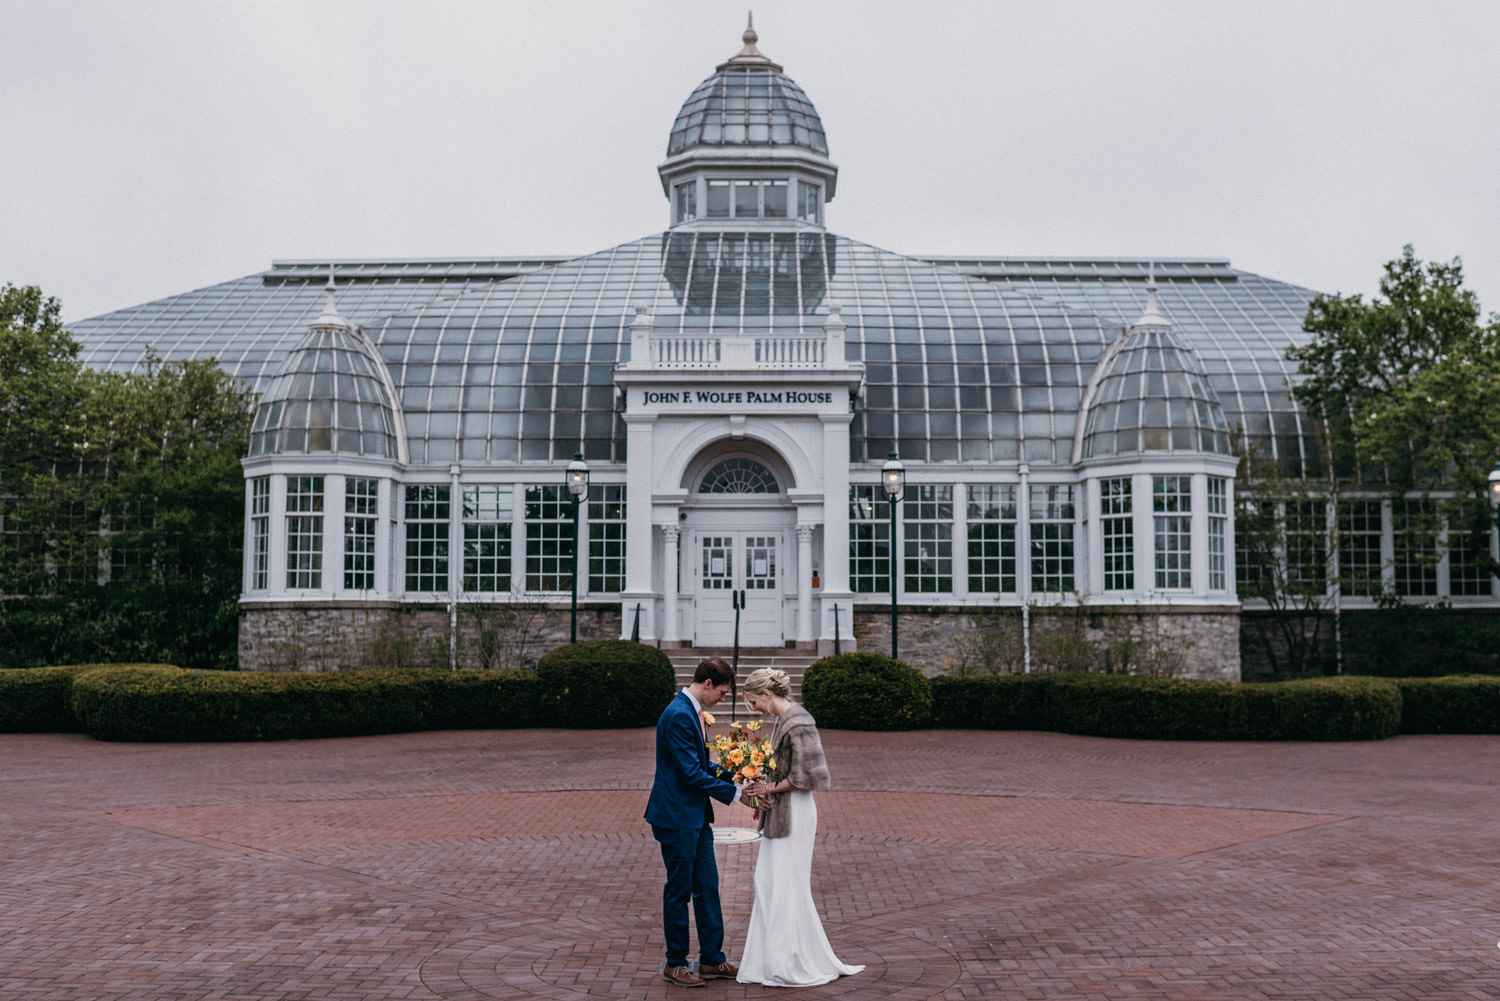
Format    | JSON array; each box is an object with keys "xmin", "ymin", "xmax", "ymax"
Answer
[{"xmin": 691, "ymin": 526, "xmax": 785, "ymax": 648}]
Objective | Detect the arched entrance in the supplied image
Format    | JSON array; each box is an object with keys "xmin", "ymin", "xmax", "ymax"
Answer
[{"xmin": 681, "ymin": 449, "xmax": 795, "ymax": 647}]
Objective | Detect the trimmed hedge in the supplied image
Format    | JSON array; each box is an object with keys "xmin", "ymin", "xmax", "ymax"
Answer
[
  {"xmin": 0, "ymin": 663, "xmax": 149, "ymax": 733},
  {"xmin": 535, "ymin": 640, "xmax": 675, "ymax": 728},
  {"xmin": 1394, "ymin": 675, "xmax": 1500, "ymax": 733},
  {"xmin": 932, "ymin": 673, "xmax": 1403, "ymax": 741},
  {"xmin": 68, "ymin": 665, "xmax": 541, "ymax": 741},
  {"xmin": 7, "ymin": 661, "xmax": 1495, "ymax": 742},
  {"xmin": 802, "ymin": 653, "xmax": 933, "ymax": 730}
]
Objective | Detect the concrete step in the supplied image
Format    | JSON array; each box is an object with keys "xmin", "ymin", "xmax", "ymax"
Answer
[{"xmin": 662, "ymin": 647, "xmax": 820, "ymax": 704}]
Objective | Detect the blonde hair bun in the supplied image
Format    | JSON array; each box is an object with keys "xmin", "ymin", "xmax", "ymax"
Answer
[{"xmin": 743, "ymin": 668, "xmax": 792, "ymax": 699}]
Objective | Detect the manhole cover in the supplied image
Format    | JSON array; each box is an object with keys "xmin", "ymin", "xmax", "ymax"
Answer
[{"xmin": 712, "ymin": 826, "xmax": 761, "ymax": 844}]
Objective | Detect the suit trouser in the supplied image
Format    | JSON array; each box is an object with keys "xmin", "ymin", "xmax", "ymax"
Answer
[{"xmin": 652, "ymin": 822, "xmax": 726, "ymax": 967}]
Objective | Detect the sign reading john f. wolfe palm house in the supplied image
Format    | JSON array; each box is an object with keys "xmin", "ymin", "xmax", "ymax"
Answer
[{"xmin": 70, "ymin": 22, "xmax": 1348, "ymax": 680}]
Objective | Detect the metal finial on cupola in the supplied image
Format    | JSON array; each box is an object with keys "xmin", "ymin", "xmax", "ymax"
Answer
[
  {"xmin": 315, "ymin": 270, "xmax": 348, "ymax": 328},
  {"xmin": 1133, "ymin": 263, "xmax": 1171, "ymax": 328},
  {"xmin": 718, "ymin": 11, "xmax": 783, "ymax": 71}
]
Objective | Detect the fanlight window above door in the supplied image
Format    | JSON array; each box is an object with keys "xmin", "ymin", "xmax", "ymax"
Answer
[{"xmin": 698, "ymin": 458, "xmax": 781, "ymax": 494}]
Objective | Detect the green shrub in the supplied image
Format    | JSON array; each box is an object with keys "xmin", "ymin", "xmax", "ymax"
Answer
[
  {"xmin": 801, "ymin": 653, "xmax": 932, "ymax": 730},
  {"xmin": 931, "ymin": 672, "xmax": 1401, "ymax": 741},
  {"xmin": 0, "ymin": 663, "xmax": 137, "ymax": 732},
  {"xmin": 1240, "ymin": 676, "xmax": 1402, "ymax": 740},
  {"xmin": 1045, "ymin": 673, "xmax": 1257, "ymax": 740},
  {"xmin": 931, "ymin": 674, "xmax": 1048, "ymax": 730},
  {"xmin": 423, "ymin": 669, "xmax": 543, "ymax": 729},
  {"xmin": 1394, "ymin": 675, "xmax": 1500, "ymax": 733},
  {"xmin": 69, "ymin": 665, "xmax": 544, "ymax": 741},
  {"xmin": 535, "ymin": 640, "xmax": 674, "ymax": 728}
]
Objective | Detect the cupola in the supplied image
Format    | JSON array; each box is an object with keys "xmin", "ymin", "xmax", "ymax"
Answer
[
  {"xmin": 248, "ymin": 280, "xmax": 405, "ymax": 460},
  {"xmin": 659, "ymin": 16, "xmax": 838, "ymax": 229},
  {"xmin": 1077, "ymin": 277, "xmax": 1231, "ymax": 459}
]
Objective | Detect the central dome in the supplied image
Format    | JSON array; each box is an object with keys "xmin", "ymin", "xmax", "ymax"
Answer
[{"xmin": 667, "ymin": 21, "xmax": 828, "ymax": 157}]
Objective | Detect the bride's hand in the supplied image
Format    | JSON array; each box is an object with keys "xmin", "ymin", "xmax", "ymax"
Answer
[{"xmin": 742, "ymin": 780, "xmax": 767, "ymax": 798}]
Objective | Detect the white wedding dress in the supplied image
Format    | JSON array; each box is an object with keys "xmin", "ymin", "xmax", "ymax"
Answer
[{"xmin": 737, "ymin": 791, "xmax": 864, "ymax": 987}]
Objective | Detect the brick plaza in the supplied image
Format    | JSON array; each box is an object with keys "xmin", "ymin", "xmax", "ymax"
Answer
[{"xmin": 2, "ymin": 726, "xmax": 1496, "ymax": 1000}]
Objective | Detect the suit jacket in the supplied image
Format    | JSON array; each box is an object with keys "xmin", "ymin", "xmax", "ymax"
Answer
[{"xmin": 645, "ymin": 691, "xmax": 739, "ymax": 831}]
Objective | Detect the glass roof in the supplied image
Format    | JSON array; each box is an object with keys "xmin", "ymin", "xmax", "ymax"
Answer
[
  {"xmin": 69, "ymin": 235, "xmax": 1320, "ymax": 471},
  {"xmin": 965, "ymin": 262, "xmax": 1319, "ymax": 470},
  {"xmin": 668, "ymin": 65, "xmax": 828, "ymax": 157}
]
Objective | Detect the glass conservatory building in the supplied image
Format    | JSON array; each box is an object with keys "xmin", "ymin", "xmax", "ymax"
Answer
[{"xmin": 70, "ymin": 24, "xmax": 1336, "ymax": 678}]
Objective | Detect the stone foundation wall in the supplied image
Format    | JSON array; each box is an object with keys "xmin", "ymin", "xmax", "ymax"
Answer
[
  {"xmin": 239, "ymin": 601, "xmax": 622, "ymax": 672},
  {"xmin": 853, "ymin": 604, "xmax": 1241, "ymax": 681}
]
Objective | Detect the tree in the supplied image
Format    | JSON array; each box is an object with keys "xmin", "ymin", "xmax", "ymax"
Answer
[
  {"xmin": 0, "ymin": 286, "xmax": 255, "ymax": 669},
  {"xmin": 0, "ymin": 284, "xmax": 89, "ymax": 594},
  {"xmin": 1234, "ymin": 436, "xmax": 1338, "ymax": 678},
  {"xmin": 1288, "ymin": 246, "xmax": 1500, "ymax": 584}
]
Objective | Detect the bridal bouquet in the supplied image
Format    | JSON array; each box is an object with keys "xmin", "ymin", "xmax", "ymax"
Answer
[{"xmin": 707, "ymin": 717, "xmax": 776, "ymax": 808}]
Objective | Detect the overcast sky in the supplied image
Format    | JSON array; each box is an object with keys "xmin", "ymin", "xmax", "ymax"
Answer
[{"xmin": 3, "ymin": 0, "xmax": 1498, "ymax": 325}]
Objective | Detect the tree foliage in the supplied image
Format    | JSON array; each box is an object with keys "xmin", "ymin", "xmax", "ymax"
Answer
[
  {"xmin": 1287, "ymin": 246, "xmax": 1500, "ymax": 583},
  {"xmin": 0, "ymin": 284, "xmax": 254, "ymax": 669}
]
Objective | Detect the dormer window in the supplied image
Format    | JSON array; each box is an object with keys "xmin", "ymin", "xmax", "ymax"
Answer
[
  {"xmin": 707, "ymin": 180, "xmax": 731, "ymax": 217},
  {"xmin": 762, "ymin": 180, "xmax": 787, "ymax": 217},
  {"xmin": 734, "ymin": 180, "xmax": 759, "ymax": 216},
  {"xmin": 797, "ymin": 181, "xmax": 821, "ymax": 223},
  {"xmin": 701, "ymin": 178, "xmax": 791, "ymax": 220},
  {"xmin": 675, "ymin": 183, "xmax": 697, "ymax": 223}
]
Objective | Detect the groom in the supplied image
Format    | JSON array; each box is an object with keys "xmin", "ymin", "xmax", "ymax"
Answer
[{"xmin": 645, "ymin": 656, "xmax": 743, "ymax": 988}]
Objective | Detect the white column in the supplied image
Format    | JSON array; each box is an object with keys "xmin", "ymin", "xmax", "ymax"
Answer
[
  {"xmin": 269, "ymin": 472, "xmax": 288, "ymax": 597},
  {"xmin": 623, "ymin": 413, "xmax": 656, "ymax": 595},
  {"xmin": 1083, "ymin": 476, "xmax": 1102, "ymax": 596},
  {"xmin": 447, "ymin": 464, "xmax": 462, "ymax": 670},
  {"xmin": 627, "ymin": 305, "xmax": 652, "ymax": 369},
  {"xmin": 325, "ymin": 472, "xmax": 346, "ymax": 595},
  {"xmin": 818, "ymin": 413, "xmax": 854, "ymax": 647},
  {"xmin": 1133, "ymin": 472, "xmax": 1154, "ymax": 594},
  {"xmin": 662, "ymin": 524, "xmax": 680, "ymax": 644},
  {"xmin": 952, "ymin": 483, "xmax": 970, "ymax": 600},
  {"xmin": 1191, "ymin": 473, "xmax": 1209, "ymax": 596},
  {"xmin": 796, "ymin": 524, "xmax": 814, "ymax": 645},
  {"xmin": 447, "ymin": 464, "xmax": 463, "ymax": 599},
  {"xmin": 375, "ymin": 476, "xmax": 394, "ymax": 598},
  {"xmin": 1223, "ymin": 475, "xmax": 1238, "ymax": 601},
  {"xmin": 1018, "ymin": 464, "xmax": 1031, "ymax": 673},
  {"xmin": 622, "ymin": 411, "xmax": 657, "ymax": 641}
]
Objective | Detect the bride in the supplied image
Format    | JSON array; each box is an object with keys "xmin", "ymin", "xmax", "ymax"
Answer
[{"xmin": 737, "ymin": 668, "xmax": 864, "ymax": 987}]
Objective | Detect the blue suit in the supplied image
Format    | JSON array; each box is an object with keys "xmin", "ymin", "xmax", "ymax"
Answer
[{"xmin": 645, "ymin": 690, "xmax": 740, "ymax": 968}]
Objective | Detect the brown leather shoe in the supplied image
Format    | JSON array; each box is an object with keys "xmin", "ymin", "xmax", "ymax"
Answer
[
  {"xmin": 662, "ymin": 965, "xmax": 705, "ymax": 988},
  {"xmin": 698, "ymin": 960, "xmax": 738, "ymax": 980}
]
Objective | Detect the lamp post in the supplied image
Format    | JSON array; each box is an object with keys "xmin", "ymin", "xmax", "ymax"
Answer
[
  {"xmin": 1489, "ymin": 462, "xmax": 1500, "ymax": 529},
  {"xmin": 566, "ymin": 452, "xmax": 590, "ymax": 644},
  {"xmin": 882, "ymin": 451, "xmax": 906, "ymax": 660}
]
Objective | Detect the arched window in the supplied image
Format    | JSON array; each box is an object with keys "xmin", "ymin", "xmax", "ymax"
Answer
[{"xmin": 698, "ymin": 458, "xmax": 780, "ymax": 494}]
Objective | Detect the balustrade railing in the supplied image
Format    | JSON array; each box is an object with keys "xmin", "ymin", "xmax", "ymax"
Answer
[{"xmin": 627, "ymin": 306, "xmax": 848, "ymax": 371}]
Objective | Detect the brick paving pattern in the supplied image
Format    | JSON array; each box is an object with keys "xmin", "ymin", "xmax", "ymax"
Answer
[{"xmin": 2, "ymin": 726, "xmax": 1498, "ymax": 999}]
